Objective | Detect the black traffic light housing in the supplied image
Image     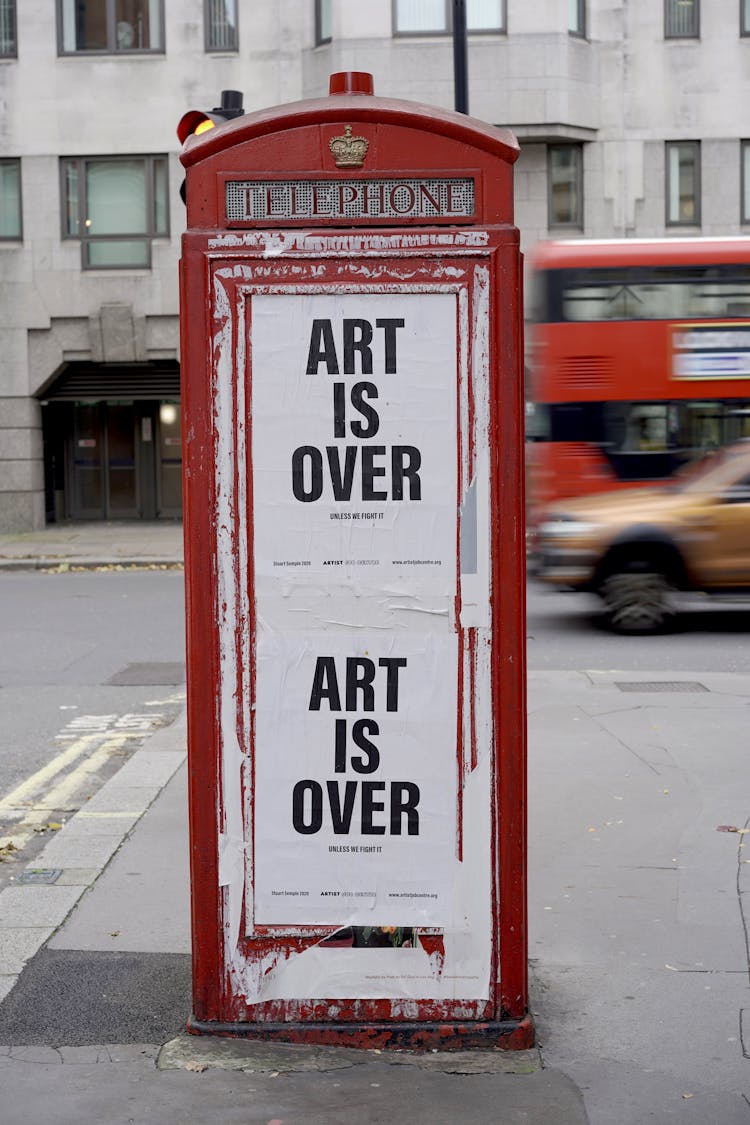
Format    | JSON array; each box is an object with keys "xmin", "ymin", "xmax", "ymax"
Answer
[{"xmin": 177, "ymin": 90, "xmax": 244, "ymax": 203}]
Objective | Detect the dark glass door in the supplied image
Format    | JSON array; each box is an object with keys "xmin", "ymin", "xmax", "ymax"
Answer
[{"xmin": 70, "ymin": 403, "xmax": 139, "ymax": 519}]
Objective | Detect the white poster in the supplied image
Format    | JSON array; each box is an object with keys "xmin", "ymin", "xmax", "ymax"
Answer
[
  {"xmin": 253, "ymin": 630, "xmax": 458, "ymax": 928},
  {"xmin": 250, "ymin": 291, "xmax": 458, "ymax": 596}
]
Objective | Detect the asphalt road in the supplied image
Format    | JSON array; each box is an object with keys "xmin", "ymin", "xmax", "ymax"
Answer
[
  {"xmin": 1, "ymin": 568, "xmax": 748, "ymax": 832},
  {"xmin": 0, "ymin": 571, "xmax": 186, "ymax": 881},
  {"xmin": 526, "ymin": 580, "xmax": 750, "ymax": 674}
]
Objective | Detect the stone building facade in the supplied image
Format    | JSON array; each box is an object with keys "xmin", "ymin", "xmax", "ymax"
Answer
[{"xmin": 0, "ymin": 0, "xmax": 747, "ymax": 529}]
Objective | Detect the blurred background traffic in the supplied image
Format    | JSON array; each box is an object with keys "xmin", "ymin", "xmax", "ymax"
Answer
[{"xmin": 1, "ymin": 2, "xmax": 749, "ymax": 640}]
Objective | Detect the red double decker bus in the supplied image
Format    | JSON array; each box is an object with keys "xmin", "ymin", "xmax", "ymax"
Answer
[{"xmin": 527, "ymin": 237, "xmax": 750, "ymax": 520}]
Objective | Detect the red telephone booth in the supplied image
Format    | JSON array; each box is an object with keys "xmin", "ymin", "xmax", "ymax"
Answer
[{"xmin": 180, "ymin": 72, "xmax": 530, "ymax": 1049}]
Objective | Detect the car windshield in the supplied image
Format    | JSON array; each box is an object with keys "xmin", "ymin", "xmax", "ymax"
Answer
[{"xmin": 672, "ymin": 444, "xmax": 750, "ymax": 494}]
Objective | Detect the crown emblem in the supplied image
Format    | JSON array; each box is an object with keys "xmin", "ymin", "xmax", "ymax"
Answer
[{"xmin": 329, "ymin": 125, "xmax": 369, "ymax": 168}]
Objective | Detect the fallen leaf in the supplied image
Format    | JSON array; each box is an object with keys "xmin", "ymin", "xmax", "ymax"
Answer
[
  {"xmin": 109, "ymin": 931, "xmax": 120, "ymax": 938},
  {"xmin": 717, "ymin": 825, "xmax": 739, "ymax": 833},
  {"xmin": 682, "ymin": 1093, "xmax": 694, "ymax": 1099}
]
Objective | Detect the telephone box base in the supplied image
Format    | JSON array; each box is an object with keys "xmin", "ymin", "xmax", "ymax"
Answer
[{"xmin": 186, "ymin": 1014, "xmax": 535, "ymax": 1051}]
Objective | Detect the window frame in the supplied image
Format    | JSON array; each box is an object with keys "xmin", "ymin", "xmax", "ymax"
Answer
[
  {"xmin": 0, "ymin": 0, "xmax": 17, "ymax": 58},
  {"xmin": 0, "ymin": 157, "xmax": 22, "ymax": 241},
  {"xmin": 664, "ymin": 0, "xmax": 699, "ymax": 39},
  {"xmin": 742, "ymin": 141, "xmax": 750, "ymax": 224},
  {"xmin": 57, "ymin": 0, "xmax": 165, "ymax": 56},
  {"xmin": 742, "ymin": 0, "xmax": 750, "ymax": 36},
  {"xmin": 60, "ymin": 154, "xmax": 169, "ymax": 270},
  {"xmin": 547, "ymin": 144, "xmax": 584, "ymax": 231},
  {"xmin": 205, "ymin": 0, "xmax": 238, "ymax": 52},
  {"xmin": 665, "ymin": 140, "xmax": 701, "ymax": 227},
  {"xmin": 392, "ymin": 0, "xmax": 507, "ymax": 37},
  {"xmin": 568, "ymin": 0, "xmax": 586, "ymax": 38},
  {"xmin": 315, "ymin": 0, "xmax": 332, "ymax": 44}
]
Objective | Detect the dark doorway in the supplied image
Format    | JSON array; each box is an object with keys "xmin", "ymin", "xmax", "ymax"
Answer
[{"xmin": 42, "ymin": 399, "xmax": 182, "ymax": 522}]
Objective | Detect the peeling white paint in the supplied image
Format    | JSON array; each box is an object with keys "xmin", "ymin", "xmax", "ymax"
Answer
[
  {"xmin": 208, "ymin": 252, "xmax": 495, "ymax": 1009},
  {"xmin": 208, "ymin": 229, "xmax": 491, "ymax": 253}
]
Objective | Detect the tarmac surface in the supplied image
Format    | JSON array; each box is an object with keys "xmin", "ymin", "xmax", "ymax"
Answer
[{"xmin": 0, "ymin": 523, "xmax": 749, "ymax": 1123}]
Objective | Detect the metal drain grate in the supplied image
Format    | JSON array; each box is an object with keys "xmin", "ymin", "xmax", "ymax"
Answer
[
  {"xmin": 17, "ymin": 869, "xmax": 62, "ymax": 885},
  {"xmin": 107, "ymin": 662, "xmax": 185, "ymax": 686},
  {"xmin": 615, "ymin": 681, "xmax": 708, "ymax": 693}
]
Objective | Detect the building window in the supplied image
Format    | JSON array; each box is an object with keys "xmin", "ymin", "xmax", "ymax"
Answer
[
  {"xmin": 316, "ymin": 0, "xmax": 332, "ymax": 43},
  {"xmin": 0, "ymin": 159, "xmax": 22, "ymax": 239},
  {"xmin": 665, "ymin": 0, "xmax": 699, "ymax": 38},
  {"xmin": 742, "ymin": 142, "xmax": 750, "ymax": 223},
  {"xmin": 61, "ymin": 155, "xmax": 168, "ymax": 268},
  {"xmin": 206, "ymin": 0, "xmax": 237, "ymax": 51},
  {"xmin": 393, "ymin": 0, "xmax": 505, "ymax": 35},
  {"xmin": 548, "ymin": 145, "xmax": 583, "ymax": 228},
  {"xmin": 0, "ymin": 0, "xmax": 16, "ymax": 57},
  {"xmin": 58, "ymin": 0, "xmax": 164, "ymax": 53},
  {"xmin": 568, "ymin": 0, "xmax": 585, "ymax": 36},
  {"xmin": 666, "ymin": 141, "xmax": 700, "ymax": 225},
  {"xmin": 742, "ymin": 0, "xmax": 750, "ymax": 35}
]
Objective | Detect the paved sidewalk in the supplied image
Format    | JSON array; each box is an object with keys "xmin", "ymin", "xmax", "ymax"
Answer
[
  {"xmin": 0, "ymin": 525, "xmax": 749, "ymax": 1122},
  {"xmin": 0, "ymin": 521, "xmax": 184, "ymax": 570}
]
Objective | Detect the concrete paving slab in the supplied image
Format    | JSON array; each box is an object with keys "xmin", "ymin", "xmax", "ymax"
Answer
[
  {"xmin": 0, "ymin": 884, "xmax": 83, "ymax": 929},
  {"xmin": 76, "ymin": 784, "xmax": 162, "ymax": 815},
  {"xmin": 33, "ymin": 833, "xmax": 123, "ymax": 870},
  {"xmin": 104, "ymin": 748, "xmax": 185, "ymax": 788},
  {"xmin": 0, "ymin": 928, "xmax": 48, "ymax": 975},
  {"xmin": 54, "ymin": 811, "xmax": 145, "ymax": 836},
  {"xmin": 0, "ymin": 1043, "xmax": 588, "ymax": 1125},
  {"xmin": 49, "ymin": 763, "xmax": 190, "ymax": 954}
]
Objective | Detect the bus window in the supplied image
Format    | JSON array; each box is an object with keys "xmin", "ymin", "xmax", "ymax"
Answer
[
  {"xmin": 560, "ymin": 266, "xmax": 750, "ymax": 322},
  {"xmin": 525, "ymin": 401, "xmax": 550, "ymax": 441}
]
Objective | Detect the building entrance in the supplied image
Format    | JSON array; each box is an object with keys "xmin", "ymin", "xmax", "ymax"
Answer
[
  {"xmin": 38, "ymin": 360, "xmax": 182, "ymax": 523},
  {"xmin": 42, "ymin": 399, "xmax": 182, "ymax": 522}
]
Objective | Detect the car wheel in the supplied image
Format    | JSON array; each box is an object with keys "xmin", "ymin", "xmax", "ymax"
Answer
[{"xmin": 599, "ymin": 563, "xmax": 677, "ymax": 635}]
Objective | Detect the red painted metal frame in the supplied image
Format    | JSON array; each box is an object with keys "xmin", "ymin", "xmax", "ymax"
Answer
[{"xmin": 180, "ymin": 79, "xmax": 529, "ymax": 1048}]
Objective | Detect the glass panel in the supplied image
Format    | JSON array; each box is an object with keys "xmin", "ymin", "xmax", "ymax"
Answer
[
  {"xmin": 62, "ymin": 160, "xmax": 79, "ymax": 235},
  {"xmin": 561, "ymin": 270, "xmax": 750, "ymax": 322},
  {"xmin": 73, "ymin": 404, "xmax": 103, "ymax": 514},
  {"xmin": 85, "ymin": 239, "xmax": 150, "ymax": 267},
  {"xmin": 86, "ymin": 159, "xmax": 147, "ymax": 234},
  {"xmin": 744, "ymin": 0, "xmax": 750, "ymax": 33},
  {"xmin": 666, "ymin": 0, "xmax": 698, "ymax": 37},
  {"xmin": 316, "ymin": 0, "xmax": 332, "ymax": 41},
  {"xmin": 153, "ymin": 157, "xmax": 168, "ymax": 234},
  {"xmin": 0, "ymin": 160, "xmax": 21, "ymax": 238},
  {"xmin": 396, "ymin": 0, "xmax": 447, "ymax": 32},
  {"xmin": 467, "ymin": 0, "xmax": 503, "ymax": 29},
  {"xmin": 115, "ymin": 0, "xmax": 157, "ymax": 49},
  {"xmin": 66, "ymin": 0, "xmax": 108, "ymax": 50},
  {"xmin": 0, "ymin": 0, "xmax": 16, "ymax": 55},
  {"xmin": 107, "ymin": 405, "xmax": 136, "ymax": 512},
  {"xmin": 568, "ymin": 0, "xmax": 583, "ymax": 33},
  {"xmin": 743, "ymin": 144, "xmax": 750, "ymax": 223},
  {"xmin": 549, "ymin": 146, "xmax": 581, "ymax": 226},
  {"xmin": 668, "ymin": 143, "xmax": 698, "ymax": 223},
  {"xmin": 207, "ymin": 0, "xmax": 237, "ymax": 49},
  {"xmin": 159, "ymin": 402, "xmax": 182, "ymax": 512}
]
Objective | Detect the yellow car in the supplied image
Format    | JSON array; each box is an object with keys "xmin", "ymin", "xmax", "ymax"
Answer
[{"xmin": 534, "ymin": 442, "xmax": 750, "ymax": 633}]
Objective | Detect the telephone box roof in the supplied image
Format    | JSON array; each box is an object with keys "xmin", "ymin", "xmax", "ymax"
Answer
[{"xmin": 180, "ymin": 86, "xmax": 519, "ymax": 170}]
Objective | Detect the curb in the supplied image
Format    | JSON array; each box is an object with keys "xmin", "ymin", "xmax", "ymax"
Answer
[
  {"xmin": 0, "ymin": 712, "xmax": 187, "ymax": 1006},
  {"xmin": 0, "ymin": 559, "xmax": 183, "ymax": 572}
]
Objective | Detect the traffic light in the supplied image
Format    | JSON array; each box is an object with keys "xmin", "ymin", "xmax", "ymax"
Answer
[{"xmin": 177, "ymin": 89, "xmax": 244, "ymax": 203}]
